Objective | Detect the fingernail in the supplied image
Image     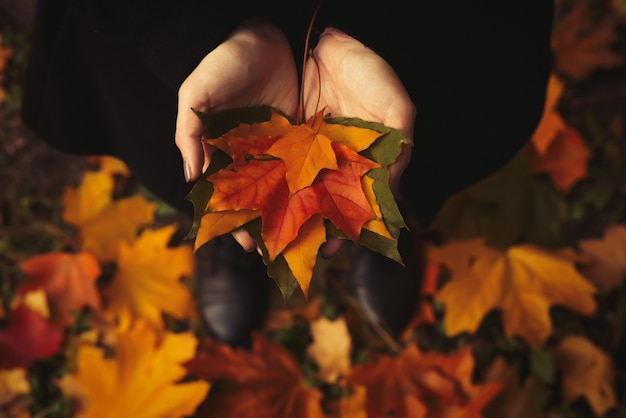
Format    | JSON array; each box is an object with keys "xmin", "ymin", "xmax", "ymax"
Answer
[{"xmin": 183, "ymin": 159, "xmax": 192, "ymax": 182}]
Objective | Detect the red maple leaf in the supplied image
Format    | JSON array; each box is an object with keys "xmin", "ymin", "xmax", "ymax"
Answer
[
  {"xmin": 186, "ymin": 333, "xmax": 325, "ymax": 418},
  {"xmin": 0, "ymin": 306, "xmax": 64, "ymax": 368},
  {"xmin": 18, "ymin": 251, "xmax": 102, "ymax": 327}
]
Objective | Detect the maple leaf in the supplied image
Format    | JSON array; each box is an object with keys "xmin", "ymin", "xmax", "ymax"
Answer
[
  {"xmin": 0, "ymin": 306, "xmax": 63, "ymax": 368},
  {"xmin": 104, "ymin": 225, "xmax": 195, "ymax": 332},
  {"xmin": 552, "ymin": 0, "xmax": 624, "ymax": 81},
  {"xmin": 0, "ymin": 368, "xmax": 30, "ymax": 407},
  {"xmin": 347, "ymin": 344, "xmax": 501, "ymax": 418},
  {"xmin": 63, "ymin": 171, "xmax": 157, "ymax": 262},
  {"xmin": 578, "ymin": 223, "xmax": 626, "ymax": 292},
  {"xmin": 325, "ymin": 385, "xmax": 367, "ymax": 418},
  {"xmin": 531, "ymin": 75, "xmax": 567, "ymax": 156},
  {"xmin": 552, "ymin": 335, "xmax": 617, "ymax": 416},
  {"xmin": 482, "ymin": 356, "xmax": 549, "ymax": 418},
  {"xmin": 188, "ymin": 106, "xmax": 408, "ymax": 301},
  {"xmin": 532, "ymin": 125, "xmax": 591, "ymax": 194},
  {"xmin": 87, "ymin": 155, "xmax": 131, "ymax": 177},
  {"xmin": 68, "ymin": 322, "xmax": 209, "ymax": 418},
  {"xmin": 306, "ymin": 316, "xmax": 352, "ymax": 384},
  {"xmin": 18, "ymin": 251, "xmax": 102, "ymax": 327},
  {"xmin": 186, "ymin": 333, "xmax": 325, "ymax": 418},
  {"xmin": 428, "ymin": 238, "xmax": 597, "ymax": 348}
]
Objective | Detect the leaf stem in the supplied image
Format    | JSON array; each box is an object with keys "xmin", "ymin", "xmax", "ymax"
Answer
[{"xmin": 298, "ymin": 0, "xmax": 324, "ymax": 125}]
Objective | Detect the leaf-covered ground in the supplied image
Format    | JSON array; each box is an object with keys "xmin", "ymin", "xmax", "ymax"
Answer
[{"xmin": 3, "ymin": 1, "xmax": 626, "ymax": 417}]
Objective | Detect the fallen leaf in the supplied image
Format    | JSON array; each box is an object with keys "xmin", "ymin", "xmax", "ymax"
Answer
[
  {"xmin": 63, "ymin": 170, "xmax": 157, "ymax": 262},
  {"xmin": 18, "ymin": 251, "xmax": 102, "ymax": 327},
  {"xmin": 552, "ymin": 0, "xmax": 624, "ymax": 80},
  {"xmin": 482, "ymin": 357, "xmax": 548, "ymax": 418},
  {"xmin": 0, "ymin": 368, "xmax": 30, "ymax": 406},
  {"xmin": 531, "ymin": 75, "xmax": 567, "ymax": 156},
  {"xmin": 88, "ymin": 155, "xmax": 131, "ymax": 177},
  {"xmin": 68, "ymin": 322, "xmax": 209, "ymax": 418},
  {"xmin": 193, "ymin": 209, "xmax": 260, "ymax": 251},
  {"xmin": 552, "ymin": 335, "xmax": 616, "ymax": 416},
  {"xmin": 306, "ymin": 316, "xmax": 352, "ymax": 384},
  {"xmin": 0, "ymin": 306, "xmax": 63, "ymax": 368},
  {"xmin": 186, "ymin": 333, "xmax": 325, "ymax": 418},
  {"xmin": 11, "ymin": 289, "xmax": 50, "ymax": 319},
  {"xmin": 578, "ymin": 223, "xmax": 626, "ymax": 292},
  {"xmin": 347, "ymin": 344, "xmax": 501, "ymax": 418},
  {"xmin": 428, "ymin": 238, "xmax": 597, "ymax": 348},
  {"xmin": 325, "ymin": 385, "xmax": 367, "ymax": 418},
  {"xmin": 104, "ymin": 225, "xmax": 195, "ymax": 332},
  {"xmin": 532, "ymin": 125, "xmax": 591, "ymax": 194}
]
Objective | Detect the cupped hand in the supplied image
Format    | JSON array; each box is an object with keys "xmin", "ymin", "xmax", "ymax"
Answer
[
  {"xmin": 302, "ymin": 27, "xmax": 416, "ymax": 257},
  {"xmin": 176, "ymin": 18, "xmax": 299, "ymax": 251},
  {"xmin": 176, "ymin": 17, "xmax": 299, "ymax": 182}
]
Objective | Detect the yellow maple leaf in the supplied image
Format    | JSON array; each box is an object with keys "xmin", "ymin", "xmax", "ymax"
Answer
[
  {"xmin": 552, "ymin": 335, "xmax": 617, "ymax": 416},
  {"xmin": 194, "ymin": 209, "xmax": 260, "ymax": 251},
  {"xmin": 361, "ymin": 175, "xmax": 393, "ymax": 239},
  {"xmin": 63, "ymin": 171, "xmax": 157, "ymax": 261},
  {"xmin": 428, "ymin": 238, "xmax": 597, "ymax": 348},
  {"xmin": 0, "ymin": 368, "xmax": 30, "ymax": 406},
  {"xmin": 306, "ymin": 315, "xmax": 352, "ymax": 384},
  {"xmin": 68, "ymin": 322, "xmax": 209, "ymax": 418},
  {"xmin": 104, "ymin": 225, "xmax": 195, "ymax": 332},
  {"xmin": 281, "ymin": 214, "xmax": 327, "ymax": 298}
]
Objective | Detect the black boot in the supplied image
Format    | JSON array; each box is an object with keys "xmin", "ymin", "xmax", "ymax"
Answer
[
  {"xmin": 341, "ymin": 223, "xmax": 425, "ymax": 339},
  {"xmin": 193, "ymin": 234, "xmax": 272, "ymax": 348}
]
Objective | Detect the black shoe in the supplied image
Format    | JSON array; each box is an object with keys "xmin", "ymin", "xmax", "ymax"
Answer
[
  {"xmin": 194, "ymin": 234, "xmax": 272, "ymax": 348},
  {"xmin": 341, "ymin": 226, "xmax": 425, "ymax": 339}
]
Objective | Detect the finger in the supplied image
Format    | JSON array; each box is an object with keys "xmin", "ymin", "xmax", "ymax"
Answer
[
  {"xmin": 231, "ymin": 229, "xmax": 257, "ymax": 252},
  {"xmin": 175, "ymin": 81, "xmax": 208, "ymax": 182},
  {"xmin": 320, "ymin": 237, "xmax": 346, "ymax": 258}
]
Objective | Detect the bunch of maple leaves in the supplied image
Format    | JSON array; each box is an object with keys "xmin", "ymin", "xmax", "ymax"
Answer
[{"xmin": 2, "ymin": 0, "xmax": 626, "ymax": 416}]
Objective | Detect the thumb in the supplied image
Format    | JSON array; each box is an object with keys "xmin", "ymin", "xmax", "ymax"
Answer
[{"xmin": 175, "ymin": 84, "xmax": 208, "ymax": 182}]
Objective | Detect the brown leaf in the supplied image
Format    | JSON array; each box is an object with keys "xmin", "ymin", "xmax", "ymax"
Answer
[
  {"xmin": 578, "ymin": 223, "xmax": 626, "ymax": 292},
  {"xmin": 552, "ymin": 335, "xmax": 617, "ymax": 416},
  {"xmin": 186, "ymin": 333, "xmax": 325, "ymax": 418},
  {"xmin": 552, "ymin": 0, "xmax": 624, "ymax": 80}
]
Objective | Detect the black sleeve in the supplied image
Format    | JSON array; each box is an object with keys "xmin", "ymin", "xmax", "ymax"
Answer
[{"xmin": 313, "ymin": 0, "xmax": 554, "ymax": 224}]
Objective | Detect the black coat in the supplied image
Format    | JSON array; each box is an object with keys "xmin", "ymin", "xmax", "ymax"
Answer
[{"xmin": 21, "ymin": 0, "xmax": 554, "ymax": 226}]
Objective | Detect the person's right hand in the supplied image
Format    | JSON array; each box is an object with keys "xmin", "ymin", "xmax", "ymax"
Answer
[{"xmin": 176, "ymin": 17, "xmax": 299, "ymax": 184}]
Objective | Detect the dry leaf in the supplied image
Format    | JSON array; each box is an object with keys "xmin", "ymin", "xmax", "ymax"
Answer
[
  {"xmin": 0, "ymin": 368, "xmax": 30, "ymax": 406},
  {"xmin": 578, "ymin": 223, "xmax": 626, "ymax": 292},
  {"xmin": 552, "ymin": 0, "xmax": 624, "ymax": 80},
  {"xmin": 186, "ymin": 333, "xmax": 325, "ymax": 418},
  {"xmin": 531, "ymin": 75, "xmax": 567, "ymax": 156},
  {"xmin": 68, "ymin": 322, "xmax": 209, "ymax": 418},
  {"xmin": 18, "ymin": 251, "xmax": 102, "ymax": 327},
  {"xmin": 532, "ymin": 125, "xmax": 591, "ymax": 194},
  {"xmin": 104, "ymin": 225, "xmax": 195, "ymax": 332},
  {"xmin": 552, "ymin": 335, "xmax": 617, "ymax": 416},
  {"xmin": 428, "ymin": 238, "xmax": 597, "ymax": 348},
  {"xmin": 306, "ymin": 316, "xmax": 352, "ymax": 384}
]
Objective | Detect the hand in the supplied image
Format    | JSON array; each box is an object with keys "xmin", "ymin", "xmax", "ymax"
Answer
[
  {"xmin": 176, "ymin": 17, "xmax": 299, "ymax": 251},
  {"xmin": 176, "ymin": 17, "xmax": 299, "ymax": 181},
  {"xmin": 302, "ymin": 27, "xmax": 416, "ymax": 257}
]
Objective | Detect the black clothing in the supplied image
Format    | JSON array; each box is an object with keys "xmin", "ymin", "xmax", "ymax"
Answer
[{"xmin": 21, "ymin": 0, "xmax": 553, "ymax": 227}]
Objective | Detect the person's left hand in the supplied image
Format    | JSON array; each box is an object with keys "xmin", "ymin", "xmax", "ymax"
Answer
[{"xmin": 302, "ymin": 27, "xmax": 416, "ymax": 257}]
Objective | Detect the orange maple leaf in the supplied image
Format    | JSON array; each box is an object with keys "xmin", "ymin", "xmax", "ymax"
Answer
[
  {"xmin": 530, "ymin": 74, "xmax": 567, "ymax": 156},
  {"xmin": 532, "ymin": 125, "xmax": 591, "ymax": 194},
  {"xmin": 186, "ymin": 333, "xmax": 325, "ymax": 418},
  {"xmin": 428, "ymin": 238, "xmax": 597, "ymax": 348},
  {"xmin": 68, "ymin": 322, "xmax": 209, "ymax": 418},
  {"xmin": 347, "ymin": 344, "xmax": 501, "ymax": 418},
  {"xmin": 0, "ymin": 306, "xmax": 63, "ymax": 368},
  {"xmin": 104, "ymin": 225, "xmax": 195, "ymax": 332},
  {"xmin": 18, "ymin": 251, "xmax": 102, "ymax": 327}
]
